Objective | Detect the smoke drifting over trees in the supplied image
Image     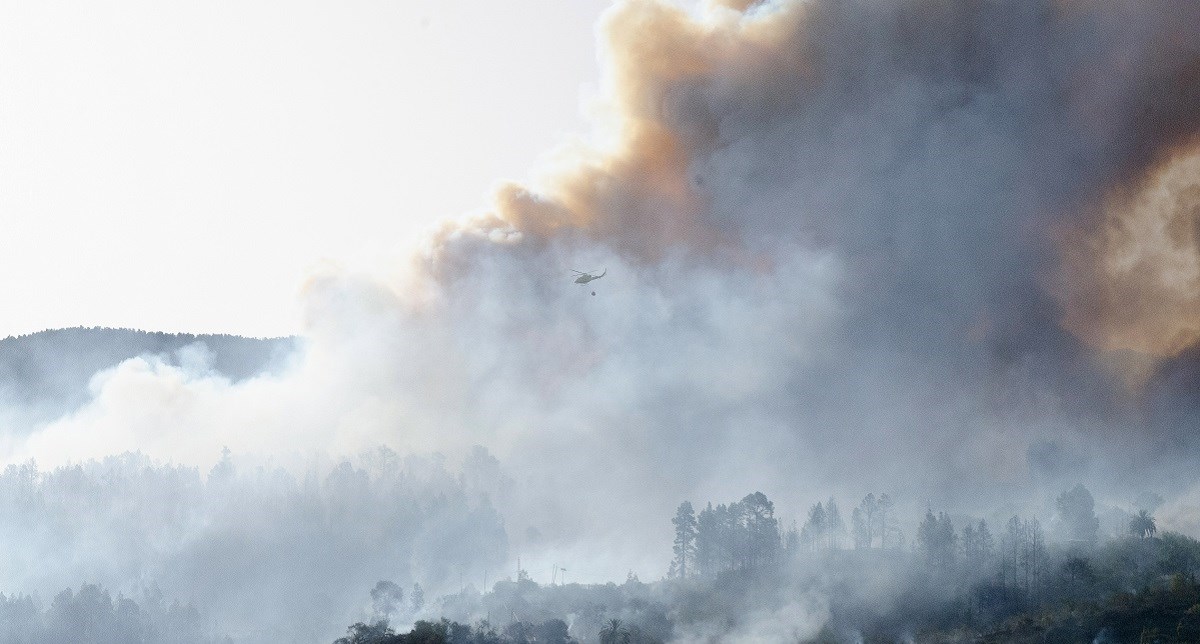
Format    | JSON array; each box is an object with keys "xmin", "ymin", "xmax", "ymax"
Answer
[
  {"xmin": 0, "ymin": 448, "xmax": 507, "ymax": 641},
  {"xmin": 0, "ymin": 328, "xmax": 296, "ymax": 427},
  {"xmin": 328, "ymin": 486, "xmax": 1200, "ymax": 642},
  {"xmin": 3, "ymin": 0, "xmax": 1200, "ymax": 640}
]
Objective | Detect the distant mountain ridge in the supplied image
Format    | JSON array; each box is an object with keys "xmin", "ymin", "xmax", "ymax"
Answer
[{"xmin": 0, "ymin": 327, "xmax": 298, "ymax": 421}]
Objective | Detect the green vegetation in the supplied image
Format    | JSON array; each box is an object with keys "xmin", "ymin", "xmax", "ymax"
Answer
[{"xmin": 334, "ymin": 485, "xmax": 1200, "ymax": 643}]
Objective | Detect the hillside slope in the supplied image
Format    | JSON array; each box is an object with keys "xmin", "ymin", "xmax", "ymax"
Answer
[{"xmin": 0, "ymin": 327, "xmax": 298, "ymax": 420}]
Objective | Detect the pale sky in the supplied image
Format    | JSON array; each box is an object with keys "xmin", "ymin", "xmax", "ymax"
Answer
[{"xmin": 0, "ymin": 0, "xmax": 610, "ymax": 338}]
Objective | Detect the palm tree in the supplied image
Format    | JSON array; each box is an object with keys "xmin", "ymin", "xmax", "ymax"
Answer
[
  {"xmin": 599, "ymin": 618, "xmax": 629, "ymax": 644},
  {"xmin": 1129, "ymin": 509, "xmax": 1157, "ymax": 539}
]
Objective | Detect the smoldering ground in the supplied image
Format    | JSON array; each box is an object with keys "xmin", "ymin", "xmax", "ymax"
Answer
[{"xmin": 3, "ymin": 0, "xmax": 1200, "ymax": 640}]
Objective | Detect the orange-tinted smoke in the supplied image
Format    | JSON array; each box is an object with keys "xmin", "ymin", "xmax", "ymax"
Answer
[
  {"xmin": 1060, "ymin": 146, "xmax": 1200, "ymax": 359},
  {"xmin": 421, "ymin": 0, "xmax": 813, "ymax": 276},
  {"xmin": 417, "ymin": 0, "xmax": 1200, "ymax": 369}
]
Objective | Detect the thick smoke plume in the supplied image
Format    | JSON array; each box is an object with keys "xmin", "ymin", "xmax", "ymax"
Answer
[
  {"xmin": 4, "ymin": 0, "xmax": 1200, "ymax": 639},
  {"xmin": 411, "ymin": 0, "xmax": 1200, "ymax": 506}
]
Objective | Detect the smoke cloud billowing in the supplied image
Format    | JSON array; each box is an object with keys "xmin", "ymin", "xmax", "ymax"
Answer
[
  {"xmin": 399, "ymin": 0, "xmax": 1200, "ymax": 525},
  {"xmin": 4, "ymin": 0, "xmax": 1200, "ymax": 639}
]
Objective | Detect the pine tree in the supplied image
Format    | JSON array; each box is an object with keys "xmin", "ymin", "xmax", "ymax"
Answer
[
  {"xmin": 695, "ymin": 503, "xmax": 718, "ymax": 576},
  {"xmin": 784, "ymin": 520, "xmax": 800, "ymax": 554},
  {"xmin": 671, "ymin": 501, "xmax": 698, "ymax": 579},
  {"xmin": 918, "ymin": 510, "xmax": 937, "ymax": 560},
  {"xmin": 826, "ymin": 497, "xmax": 846, "ymax": 550},
  {"xmin": 877, "ymin": 494, "xmax": 896, "ymax": 549},
  {"xmin": 938, "ymin": 512, "xmax": 958, "ymax": 567},
  {"xmin": 961, "ymin": 522, "xmax": 977, "ymax": 564},
  {"xmin": 859, "ymin": 494, "xmax": 878, "ymax": 548},
  {"xmin": 851, "ymin": 507, "xmax": 869, "ymax": 550},
  {"xmin": 803, "ymin": 502, "xmax": 828, "ymax": 553},
  {"xmin": 742, "ymin": 492, "xmax": 779, "ymax": 569},
  {"xmin": 976, "ymin": 520, "xmax": 994, "ymax": 566},
  {"xmin": 1002, "ymin": 516, "xmax": 1025, "ymax": 593},
  {"xmin": 1027, "ymin": 518, "xmax": 1046, "ymax": 603}
]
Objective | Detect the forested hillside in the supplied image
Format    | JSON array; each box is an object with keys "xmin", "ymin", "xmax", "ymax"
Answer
[
  {"xmin": 0, "ymin": 327, "xmax": 296, "ymax": 417},
  {"xmin": 333, "ymin": 487, "xmax": 1200, "ymax": 643},
  {"xmin": 0, "ymin": 446, "xmax": 508, "ymax": 642}
]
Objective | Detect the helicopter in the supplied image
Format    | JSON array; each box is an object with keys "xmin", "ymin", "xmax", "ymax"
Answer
[{"xmin": 571, "ymin": 268, "xmax": 606, "ymax": 284}]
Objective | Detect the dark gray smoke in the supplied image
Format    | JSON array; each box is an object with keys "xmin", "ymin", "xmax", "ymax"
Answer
[
  {"xmin": 4, "ymin": 0, "xmax": 1200, "ymax": 639},
  {"xmin": 409, "ymin": 0, "xmax": 1200, "ymax": 520}
]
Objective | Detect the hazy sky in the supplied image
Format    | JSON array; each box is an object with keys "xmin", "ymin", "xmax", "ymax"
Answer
[{"xmin": 0, "ymin": 0, "xmax": 609, "ymax": 338}]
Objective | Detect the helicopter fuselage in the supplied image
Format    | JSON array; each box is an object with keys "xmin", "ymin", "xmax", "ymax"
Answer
[{"xmin": 573, "ymin": 269, "xmax": 605, "ymax": 284}]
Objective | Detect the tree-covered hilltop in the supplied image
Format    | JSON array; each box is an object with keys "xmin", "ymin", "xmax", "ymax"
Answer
[
  {"xmin": 2, "ymin": 458, "xmax": 1192, "ymax": 642},
  {"xmin": 0, "ymin": 583, "xmax": 224, "ymax": 644},
  {"xmin": 334, "ymin": 485, "xmax": 1200, "ymax": 643},
  {"xmin": 0, "ymin": 327, "xmax": 297, "ymax": 417},
  {"xmin": 0, "ymin": 446, "xmax": 508, "ymax": 641}
]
